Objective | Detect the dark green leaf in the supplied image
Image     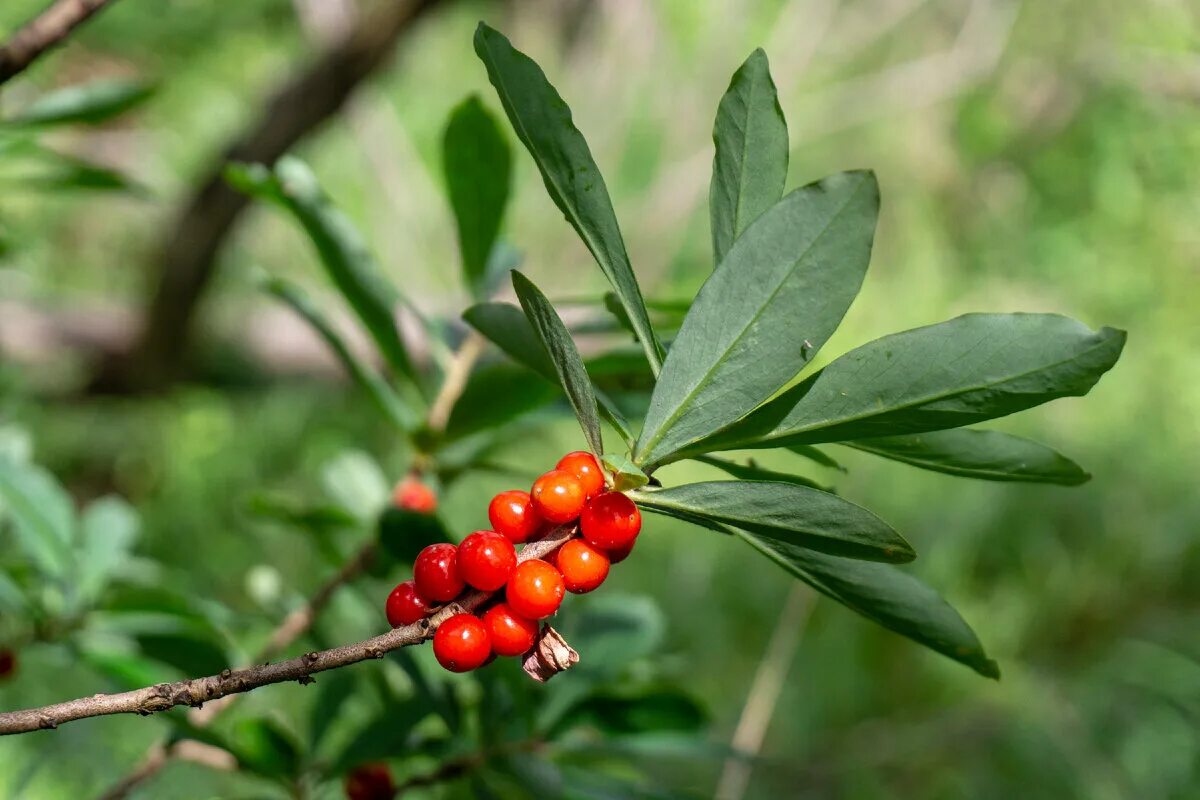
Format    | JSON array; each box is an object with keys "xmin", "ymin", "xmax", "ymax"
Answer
[
  {"xmin": 710, "ymin": 49, "xmax": 788, "ymax": 264},
  {"xmin": 693, "ymin": 455, "xmax": 831, "ymax": 493},
  {"xmin": 11, "ymin": 158, "xmax": 142, "ymax": 193},
  {"xmin": 630, "ymin": 480, "xmax": 912, "ymax": 563},
  {"xmin": 263, "ymin": 276, "xmax": 416, "ymax": 430},
  {"xmin": 691, "ymin": 314, "xmax": 1126, "ymax": 454},
  {"xmin": 78, "ymin": 646, "xmax": 177, "ymax": 691},
  {"xmin": 245, "ymin": 494, "xmax": 360, "ymax": 535},
  {"xmin": 844, "ymin": 428, "xmax": 1090, "ymax": 484},
  {"xmin": 474, "ymin": 23, "xmax": 664, "ymax": 375},
  {"xmin": 136, "ymin": 632, "xmax": 229, "ymax": 677},
  {"xmin": 232, "ymin": 717, "xmax": 302, "ymax": 779},
  {"xmin": 506, "ymin": 273, "xmax": 604, "ymax": 456},
  {"xmin": 328, "ymin": 697, "xmax": 434, "ymax": 775},
  {"xmin": 3, "ymin": 79, "xmax": 153, "ymax": 127},
  {"xmin": 378, "ymin": 507, "xmax": 450, "ymax": 564},
  {"xmin": 635, "ymin": 171, "xmax": 879, "ymax": 469},
  {"xmin": 736, "ymin": 531, "xmax": 999, "ymax": 678},
  {"xmin": 0, "ymin": 459, "xmax": 74, "ymax": 577},
  {"xmin": 227, "ymin": 160, "xmax": 419, "ymax": 386},
  {"xmin": 444, "ymin": 362, "xmax": 559, "ymax": 441},
  {"xmin": 443, "ymin": 95, "xmax": 512, "ymax": 299},
  {"xmin": 309, "ymin": 671, "xmax": 357, "ymax": 749},
  {"xmin": 554, "ymin": 686, "xmax": 706, "ymax": 737}
]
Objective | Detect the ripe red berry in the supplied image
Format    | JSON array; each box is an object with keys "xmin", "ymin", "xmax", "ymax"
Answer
[
  {"xmin": 488, "ymin": 490, "xmax": 542, "ymax": 543},
  {"xmin": 393, "ymin": 478, "xmax": 437, "ymax": 514},
  {"xmin": 456, "ymin": 531, "xmax": 517, "ymax": 591},
  {"xmin": 0, "ymin": 649, "xmax": 14, "ymax": 681},
  {"xmin": 556, "ymin": 451, "xmax": 606, "ymax": 499},
  {"xmin": 506, "ymin": 559, "xmax": 565, "ymax": 620},
  {"xmin": 385, "ymin": 580, "xmax": 432, "ymax": 627},
  {"xmin": 530, "ymin": 469, "xmax": 586, "ymax": 525},
  {"xmin": 555, "ymin": 539, "xmax": 610, "ymax": 594},
  {"xmin": 344, "ymin": 762, "xmax": 394, "ymax": 800},
  {"xmin": 482, "ymin": 602, "xmax": 539, "ymax": 657},
  {"xmin": 433, "ymin": 613, "xmax": 491, "ymax": 672},
  {"xmin": 581, "ymin": 491, "xmax": 641, "ymax": 550},
  {"xmin": 413, "ymin": 543, "xmax": 464, "ymax": 602},
  {"xmin": 606, "ymin": 538, "xmax": 636, "ymax": 564}
]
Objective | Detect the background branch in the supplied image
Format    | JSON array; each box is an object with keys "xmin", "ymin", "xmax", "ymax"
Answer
[{"xmin": 0, "ymin": 0, "xmax": 116, "ymax": 85}]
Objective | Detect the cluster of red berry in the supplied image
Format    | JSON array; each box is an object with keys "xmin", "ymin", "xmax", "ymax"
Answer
[{"xmin": 384, "ymin": 452, "xmax": 641, "ymax": 673}]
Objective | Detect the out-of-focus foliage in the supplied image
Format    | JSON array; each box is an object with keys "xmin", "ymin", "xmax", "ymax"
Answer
[{"xmin": 1, "ymin": 1, "xmax": 1198, "ymax": 798}]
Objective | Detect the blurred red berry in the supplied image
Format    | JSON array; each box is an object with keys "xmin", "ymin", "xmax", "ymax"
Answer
[
  {"xmin": 488, "ymin": 490, "xmax": 542, "ymax": 543},
  {"xmin": 531, "ymin": 469, "xmax": 586, "ymax": 524},
  {"xmin": 413, "ymin": 543, "xmax": 464, "ymax": 602},
  {"xmin": 393, "ymin": 478, "xmax": 437, "ymax": 514},
  {"xmin": 0, "ymin": 649, "xmax": 14, "ymax": 681},
  {"xmin": 556, "ymin": 539, "xmax": 610, "ymax": 594},
  {"xmin": 556, "ymin": 451, "xmax": 606, "ymax": 499},
  {"xmin": 344, "ymin": 762, "xmax": 394, "ymax": 800},
  {"xmin": 482, "ymin": 602, "xmax": 539, "ymax": 657},
  {"xmin": 433, "ymin": 613, "xmax": 491, "ymax": 672},
  {"xmin": 506, "ymin": 559, "xmax": 565, "ymax": 620},
  {"xmin": 385, "ymin": 580, "xmax": 431, "ymax": 627},
  {"xmin": 456, "ymin": 531, "xmax": 517, "ymax": 591},
  {"xmin": 581, "ymin": 491, "xmax": 641, "ymax": 550}
]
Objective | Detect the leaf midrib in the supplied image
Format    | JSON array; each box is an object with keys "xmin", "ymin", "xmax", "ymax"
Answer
[{"xmin": 842, "ymin": 441, "xmax": 1079, "ymax": 482}]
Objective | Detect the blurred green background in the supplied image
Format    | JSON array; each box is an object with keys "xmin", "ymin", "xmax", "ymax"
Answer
[{"xmin": 1, "ymin": 0, "xmax": 1198, "ymax": 797}]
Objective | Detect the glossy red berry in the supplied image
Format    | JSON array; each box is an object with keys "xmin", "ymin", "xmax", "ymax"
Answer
[
  {"xmin": 344, "ymin": 762, "xmax": 394, "ymax": 800},
  {"xmin": 482, "ymin": 602, "xmax": 539, "ymax": 657},
  {"xmin": 433, "ymin": 613, "xmax": 491, "ymax": 672},
  {"xmin": 456, "ymin": 531, "xmax": 517, "ymax": 591},
  {"xmin": 385, "ymin": 580, "xmax": 432, "ymax": 627},
  {"xmin": 581, "ymin": 491, "xmax": 641, "ymax": 550},
  {"xmin": 393, "ymin": 478, "xmax": 436, "ymax": 514},
  {"xmin": 555, "ymin": 539, "xmax": 610, "ymax": 594},
  {"xmin": 606, "ymin": 538, "xmax": 636, "ymax": 564},
  {"xmin": 556, "ymin": 451, "xmax": 606, "ymax": 499},
  {"xmin": 488, "ymin": 490, "xmax": 542, "ymax": 543},
  {"xmin": 506, "ymin": 559, "xmax": 566, "ymax": 620},
  {"xmin": 531, "ymin": 469, "xmax": 586, "ymax": 524},
  {"xmin": 0, "ymin": 649, "xmax": 14, "ymax": 681},
  {"xmin": 413, "ymin": 543, "xmax": 464, "ymax": 603}
]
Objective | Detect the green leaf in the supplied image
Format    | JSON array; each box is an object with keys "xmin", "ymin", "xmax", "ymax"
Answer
[
  {"xmin": 499, "ymin": 276, "xmax": 608, "ymax": 457},
  {"xmin": 309, "ymin": 671, "xmax": 358, "ymax": 749},
  {"xmin": 444, "ymin": 362, "xmax": 558, "ymax": 442},
  {"xmin": 232, "ymin": 717, "xmax": 302, "ymax": 779},
  {"xmin": 630, "ymin": 480, "xmax": 912, "ymax": 563},
  {"xmin": 736, "ymin": 531, "xmax": 999, "ymax": 678},
  {"xmin": 76, "ymin": 496, "xmax": 140, "ymax": 606},
  {"xmin": 328, "ymin": 697, "xmax": 434, "ymax": 775},
  {"xmin": 443, "ymin": 95, "xmax": 512, "ymax": 299},
  {"xmin": 263, "ymin": 276, "xmax": 417, "ymax": 430},
  {"xmin": 321, "ymin": 450, "xmax": 390, "ymax": 524},
  {"xmin": 691, "ymin": 314, "xmax": 1126, "ymax": 454},
  {"xmin": 600, "ymin": 454, "xmax": 648, "ymax": 491},
  {"xmin": 553, "ymin": 686, "xmax": 706, "ymax": 737},
  {"xmin": 2, "ymin": 79, "xmax": 153, "ymax": 127},
  {"xmin": 710, "ymin": 49, "xmax": 788, "ymax": 264},
  {"xmin": 377, "ymin": 507, "xmax": 450, "ymax": 564},
  {"xmin": 635, "ymin": 171, "xmax": 879, "ymax": 469},
  {"xmin": 787, "ymin": 444, "xmax": 846, "ymax": 472},
  {"xmin": 474, "ymin": 23, "xmax": 664, "ymax": 376},
  {"xmin": 693, "ymin": 455, "xmax": 831, "ymax": 493},
  {"xmin": 0, "ymin": 460, "xmax": 74, "ymax": 577},
  {"xmin": 227, "ymin": 160, "xmax": 419, "ymax": 387},
  {"xmin": 844, "ymin": 428, "xmax": 1090, "ymax": 485}
]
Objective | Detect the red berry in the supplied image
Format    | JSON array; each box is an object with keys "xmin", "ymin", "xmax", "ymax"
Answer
[
  {"xmin": 482, "ymin": 602, "xmax": 539, "ymax": 657},
  {"xmin": 530, "ymin": 469, "xmax": 586, "ymax": 525},
  {"xmin": 556, "ymin": 451, "xmax": 606, "ymax": 499},
  {"xmin": 456, "ymin": 531, "xmax": 517, "ymax": 591},
  {"xmin": 506, "ymin": 559, "xmax": 565, "ymax": 620},
  {"xmin": 0, "ymin": 649, "xmax": 14, "ymax": 681},
  {"xmin": 385, "ymin": 580, "xmax": 431, "ymax": 627},
  {"xmin": 393, "ymin": 478, "xmax": 436, "ymax": 514},
  {"xmin": 344, "ymin": 762, "xmax": 394, "ymax": 800},
  {"xmin": 433, "ymin": 613, "xmax": 491, "ymax": 672},
  {"xmin": 581, "ymin": 491, "xmax": 641, "ymax": 550},
  {"xmin": 555, "ymin": 539, "xmax": 610, "ymax": 594},
  {"xmin": 488, "ymin": 490, "xmax": 542, "ymax": 543},
  {"xmin": 606, "ymin": 538, "xmax": 636, "ymax": 564},
  {"xmin": 413, "ymin": 543, "xmax": 464, "ymax": 602}
]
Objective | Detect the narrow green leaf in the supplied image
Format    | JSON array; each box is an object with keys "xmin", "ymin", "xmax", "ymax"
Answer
[
  {"xmin": 693, "ymin": 455, "xmax": 831, "ymax": 493},
  {"xmin": 2, "ymin": 79, "xmax": 153, "ymax": 127},
  {"xmin": 600, "ymin": 454, "xmax": 649, "ymax": 491},
  {"xmin": 787, "ymin": 444, "xmax": 846, "ymax": 472},
  {"xmin": 630, "ymin": 481, "xmax": 913, "ymax": 563},
  {"xmin": 844, "ymin": 428, "xmax": 1090, "ymax": 485},
  {"xmin": 710, "ymin": 49, "xmax": 788, "ymax": 264},
  {"xmin": 689, "ymin": 313, "xmax": 1126, "ymax": 455},
  {"xmin": 443, "ymin": 95, "xmax": 512, "ymax": 299},
  {"xmin": 474, "ymin": 23, "xmax": 664, "ymax": 375},
  {"xmin": 736, "ymin": 530, "xmax": 999, "ymax": 678},
  {"xmin": 552, "ymin": 686, "xmax": 706, "ymax": 738},
  {"xmin": 463, "ymin": 301, "xmax": 634, "ymax": 443},
  {"xmin": 264, "ymin": 277, "xmax": 417, "ymax": 430},
  {"xmin": 635, "ymin": 171, "xmax": 879, "ymax": 469},
  {"xmin": 227, "ymin": 160, "xmax": 419, "ymax": 387},
  {"xmin": 511, "ymin": 271, "xmax": 604, "ymax": 456},
  {"xmin": 0, "ymin": 460, "xmax": 74, "ymax": 577}
]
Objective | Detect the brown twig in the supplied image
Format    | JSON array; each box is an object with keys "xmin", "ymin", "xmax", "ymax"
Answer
[
  {"xmin": 0, "ymin": 0, "xmax": 116, "ymax": 85},
  {"xmin": 1, "ymin": 525, "xmax": 578, "ymax": 736}
]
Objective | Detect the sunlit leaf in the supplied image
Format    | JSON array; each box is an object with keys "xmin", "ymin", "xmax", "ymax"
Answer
[{"xmin": 3, "ymin": 79, "xmax": 153, "ymax": 127}]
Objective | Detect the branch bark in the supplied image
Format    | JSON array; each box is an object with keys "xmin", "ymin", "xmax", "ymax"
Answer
[
  {"xmin": 0, "ymin": 0, "xmax": 116, "ymax": 85},
  {"xmin": 92, "ymin": 0, "xmax": 441, "ymax": 392},
  {"xmin": 1, "ymin": 525, "xmax": 578, "ymax": 736}
]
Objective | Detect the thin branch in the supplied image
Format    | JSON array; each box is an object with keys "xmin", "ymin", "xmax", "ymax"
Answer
[
  {"xmin": 0, "ymin": 0, "xmax": 117, "ymax": 85},
  {"xmin": 425, "ymin": 331, "xmax": 485, "ymax": 434},
  {"xmin": 1, "ymin": 525, "xmax": 578, "ymax": 736}
]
